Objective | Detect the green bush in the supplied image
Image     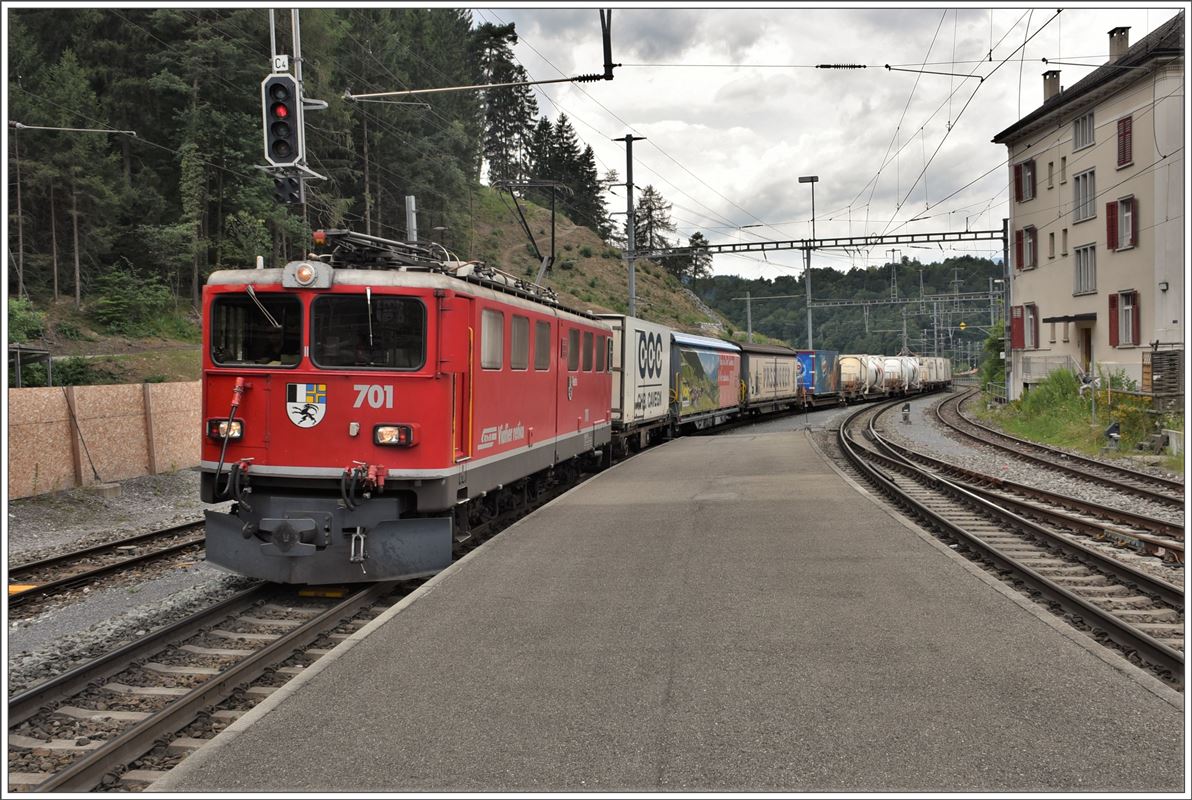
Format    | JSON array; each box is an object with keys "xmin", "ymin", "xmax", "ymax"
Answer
[
  {"xmin": 563, "ymin": 243, "xmax": 573, "ymax": 252},
  {"xmin": 8, "ymin": 297, "xmax": 45, "ymax": 342},
  {"xmin": 587, "ymin": 277, "xmax": 598, "ymax": 288},
  {"xmin": 559, "ymin": 259, "xmax": 575, "ymax": 271},
  {"xmin": 580, "ymin": 246, "xmax": 593, "ymax": 258},
  {"xmin": 91, "ymin": 260, "xmax": 174, "ymax": 336},
  {"xmin": 16, "ymin": 356, "xmax": 111, "ymax": 388},
  {"xmin": 55, "ymin": 321, "xmax": 89, "ymax": 341}
]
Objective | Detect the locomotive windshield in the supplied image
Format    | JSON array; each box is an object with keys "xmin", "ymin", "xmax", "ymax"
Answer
[
  {"xmin": 311, "ymin": 295, "xmax": 425, "ymax": 370},
  {"xmin": 210, "ymin": 294, "xmax": 301, "ymax": 367}
]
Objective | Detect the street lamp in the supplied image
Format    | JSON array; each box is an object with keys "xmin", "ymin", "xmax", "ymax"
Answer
[{"xmin": 798, "ymin": 175, "xmax": 818, "ymax": 349}]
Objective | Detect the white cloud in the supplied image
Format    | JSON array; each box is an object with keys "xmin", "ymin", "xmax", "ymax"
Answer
[{"xmin": 479, "ymin": 4, "xmax": 1184, "ymax": 279}]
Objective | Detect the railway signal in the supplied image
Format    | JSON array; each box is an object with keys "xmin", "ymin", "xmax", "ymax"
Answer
[
  {"xmin": 261, "ymin": 73, "xmax": 303, "ymax": 167},
  {"xmin": 274, "ymin": 176, "xmax": 304, "ymax": 205}
]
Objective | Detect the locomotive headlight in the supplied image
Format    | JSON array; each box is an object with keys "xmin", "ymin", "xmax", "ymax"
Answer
[
  {"xmin": 375, "ymin": 424, "xmax": 417, "ymax": 447},
  {"xmin": 207, "ymin": 418, "xmax": 244, "ymax": 440},
  {"xmin": 294, "ymin": 263, "xmax": 316, "ymax": 286}
]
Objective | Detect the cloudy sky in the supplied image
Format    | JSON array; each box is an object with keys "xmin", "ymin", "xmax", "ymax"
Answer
[{"xmin": 475, "ymin": 3, "xmax": 1184, "ymax": 280}]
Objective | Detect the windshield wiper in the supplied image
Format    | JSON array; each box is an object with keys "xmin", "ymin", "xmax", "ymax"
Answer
[{"xmin": 245, "ymin": 285, "xmax": 282, "ymax": 328}]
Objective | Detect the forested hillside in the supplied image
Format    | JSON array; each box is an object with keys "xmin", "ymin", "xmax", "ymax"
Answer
[
  {"xmin": 7, "ymin": 8, "xmax": 614, "ymax": 307},
  {"xmin": 695, "ymin": 255, "xmax": 1006, "ymax": 360}
]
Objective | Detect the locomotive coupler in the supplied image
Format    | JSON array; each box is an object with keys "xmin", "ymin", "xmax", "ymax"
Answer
[{"xmin": 349, "ymin": 526, "xmax": 368, "ymax": 575}]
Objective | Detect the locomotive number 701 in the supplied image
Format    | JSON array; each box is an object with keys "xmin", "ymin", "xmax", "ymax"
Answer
[{"xmin": 353, "ymin": 384, "xmax": 394, "ymax": 409}]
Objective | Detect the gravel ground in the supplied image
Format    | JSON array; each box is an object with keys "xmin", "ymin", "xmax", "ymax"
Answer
[
  {"xmin": 6, "ymin": 469, "xmax": 252, "ymax": 695},
  {"xmin": 6, "ymin": 398, "xmax": 1181, "ymax": 697},
  {"xmin": 876, "ymin": 392, "xmax": 1184, "ymax": 588}
]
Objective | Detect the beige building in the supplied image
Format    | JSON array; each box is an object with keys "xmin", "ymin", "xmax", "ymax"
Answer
[{"xmin": 992, "ymin": 13, "xmax": 1184, "ymax": 400}]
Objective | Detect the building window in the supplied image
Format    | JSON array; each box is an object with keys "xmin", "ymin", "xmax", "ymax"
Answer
[
  {"xmin": 1073, "ymin": 112, "xmax": 1094, "ymax": 150},
  {"xmin": 1023, "ymin": 226, "xmax": 1037, "ymax": 268},
  {"xmin": 1049, "ymin": 322, "xmax": 1057, "ymax": 343},
  {"xmin": 1116, "ymin": 116, "xmax": 1133, "ymax": 166},
  {"xmin": 534, "ymin": 320, "xmax": 551, "ymax": 370},
  {"xmin": 1061, "ymin": 228, "xmax": 1068, "ymax": 255},
  {"xmin": 1107, "ymin": 196, "xmax": 1137, "ymax": 250},
  {"xmin": 510, "ymin": 315, "xmax": 529, "ymax": 371},
  {"xmin": 1119, "ymin": 291, "xmax": 1138, "ymax": 345},
  {"xmin": 1024, "ymin": 304, "xmax": 1038, "ymax": 349},
  {"xmin": 1074, "ymin": 244, "xmax": 1096, "ymax": 294},
  {"xmin": 1014, "ymin": 159, "xmax": 1036, "ymax": 202},
  {"xmin": 1047, "ymin": 161, "xmax": 1054, "ymax": 189},
  {"xmin": 1110, "ymin": 291, "xmax": 1140, "ymax": 347},
  {"xmin": 481, "ymin": 309, "xmax": 504, "ymax": 370},
  {"xmin": 1073, "ymin": 170, "xmax": 1095, "ymax": 222},
  {"xmin": 1048, "ymin": 231, "xmax": 1055, "ymax": 259},
  {"xmin": 1060, "ymin": 156, "xmax": 1067, "ymax": 184}
]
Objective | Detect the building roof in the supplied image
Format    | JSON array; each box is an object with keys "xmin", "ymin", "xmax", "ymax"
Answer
[{"xmin": 992, "ymin": 11, "xmax": 1184, "ymax": 143}]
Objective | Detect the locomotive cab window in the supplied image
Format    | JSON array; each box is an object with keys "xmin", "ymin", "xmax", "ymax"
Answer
[
  {"xmin": 311, "ymin": 295, "xmax": 426, "ymax": 370},
  {"xmin": 582, "ymin": 331, "xmax": 594, "ymax": 371},
  {"xmin": 211, "ymin": 293, "xmax": 302, "ymax": 367},
  {"xmin": 595, "ymin": 335, "xmax": 607, "ymax": 372}
]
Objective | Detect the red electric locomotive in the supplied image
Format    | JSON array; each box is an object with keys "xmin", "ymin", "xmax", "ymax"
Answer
[{"xmin": 200, "ymin": 230, "xmax": 612, "ymax": 584}]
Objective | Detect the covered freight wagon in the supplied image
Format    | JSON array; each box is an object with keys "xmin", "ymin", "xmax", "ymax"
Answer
[
  {"xmin": 741, "ymin": 343, "xmax": 799, "ymax": 413},
  {"xmin": 671, "ymin": 333, "xmax": 741, "ymax": 429},
  {"xmin": 796, "ymin": 349, "xmax": 840, "ymax": 404}
]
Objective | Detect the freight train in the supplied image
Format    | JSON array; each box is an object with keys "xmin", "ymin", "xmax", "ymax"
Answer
[{"xmin": 200, "ymin": 230, "xmax": 951, "ymax": 585}]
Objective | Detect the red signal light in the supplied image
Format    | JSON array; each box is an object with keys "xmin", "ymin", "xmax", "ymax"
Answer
[
  {"xmin": 272, "ymin": 103, "xmax": 290, "ymax": 119},
  {"xmin": 312, "ymin": 230, "xmax": 327, "ymax": 246}
]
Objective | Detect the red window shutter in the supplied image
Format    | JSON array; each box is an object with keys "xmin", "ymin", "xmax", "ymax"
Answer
[
  {"xmin": 1014, "ymin": 229, "xmax": 1024, "ymax": 269},
  {"xmin": 1130, "ymin": 196, "xmax": 1139, "ymax": 247},
  {"xmin": 1131, "ymin": 292, "xmax": 1141, "ymax": 345},
  {"xmin": 1106, "ymin": 201, "xmax": 1118, "ymax": 250},
  {"xmin": 1010, "ymin": 305, "xmax": 1024, "ymax": 350},
  {"xmin": 1013, "ymin": 164, "xmax": 1023, "ymax": 202},
  {"xmin": 1108, "ymin": 294, "xmax": 1119, "ymax": 347},
  {"xmin": 1117, "ymin": 117, "xmax": 1132, "ymax": 166}
]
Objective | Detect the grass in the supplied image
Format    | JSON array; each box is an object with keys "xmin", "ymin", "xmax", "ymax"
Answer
[{"xmin": 977, "ymin": 369, "xmax": 1184, "ymax": 474}]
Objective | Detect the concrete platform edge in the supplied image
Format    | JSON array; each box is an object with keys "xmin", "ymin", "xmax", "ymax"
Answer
[
  {"xmin": 804, "ymin": 428, "xmax": 1183, "ymax": 710},
  {"xmin": 147, "ymin": 449, "xmax": 641, "ymax": 792}
]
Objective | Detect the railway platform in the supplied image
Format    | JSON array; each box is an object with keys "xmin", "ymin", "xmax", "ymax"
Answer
[{"xmin": 154, "ymin": 429, "xmax": 1184, "ymax": 792}]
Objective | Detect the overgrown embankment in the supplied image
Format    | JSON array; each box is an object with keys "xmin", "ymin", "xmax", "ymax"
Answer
[{"xmin": 977, "ymin": 369, "xmax": 1184, "ymax": 474}]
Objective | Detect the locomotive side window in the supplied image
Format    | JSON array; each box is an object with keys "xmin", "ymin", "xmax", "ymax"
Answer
[
  {"xmin": 311, "ymin": 295, "xmax": 425, "ymax": 370},
  {"xmin": 534, "ymin": 321, "xmax": 551, "ymax": 370},
  {"xmin": 480, "ymin": 309, "xmax": 504, "ymax": 370},
  {"xmin": 510, "ymin": 315, "xmax": 529, "ymax": 371},
  {"xmin": 582, "ymin": 331, "xmax": 594, "ymax": 371},
  {"xmin": 595, "ymin": 335, "xmax": 607, "ymax": 372},
  {"xmin": 211, "ymin": 293, "xmax": 301, "ymax": 367},
  {"xmin": 605, "ymin": 337, "xmax": 613, "ymax": 372},
  {"xmin": 567, "ymin": 329, "xmax": 580, "ymax": 371}
]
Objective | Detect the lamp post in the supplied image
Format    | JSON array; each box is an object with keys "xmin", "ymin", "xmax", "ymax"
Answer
[{"xmin": 798, "ymin": 175, "xmax": 818, "ymax": 349}]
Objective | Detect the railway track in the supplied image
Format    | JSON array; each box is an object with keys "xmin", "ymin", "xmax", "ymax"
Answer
[
  {"xmin": 7, "ymin": 581, "xmax": 403, "ymax": 792},
  {"xmin": 7, "ymin": 454, "xmax": 604, "ymax": 792},
  {"xmin": 8, "ymin": 522, "xmax": 207, "ymax": 610},
  {"xmin": 875, "ymin": 409, "xmax": 1184, "ymax": 565},
  {"xmin": 839, "ymin": 397, "xmax": 1183, "ymax": 685},
  {"xmin": 938, "ymin": 389, "xmax": 1185, "ymax": 509}
]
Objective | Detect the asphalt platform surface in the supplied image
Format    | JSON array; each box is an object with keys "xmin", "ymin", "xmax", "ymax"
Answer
[{"xmin": 156, "ymin": 429, "xmax": 1184, "ymax": 793}]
